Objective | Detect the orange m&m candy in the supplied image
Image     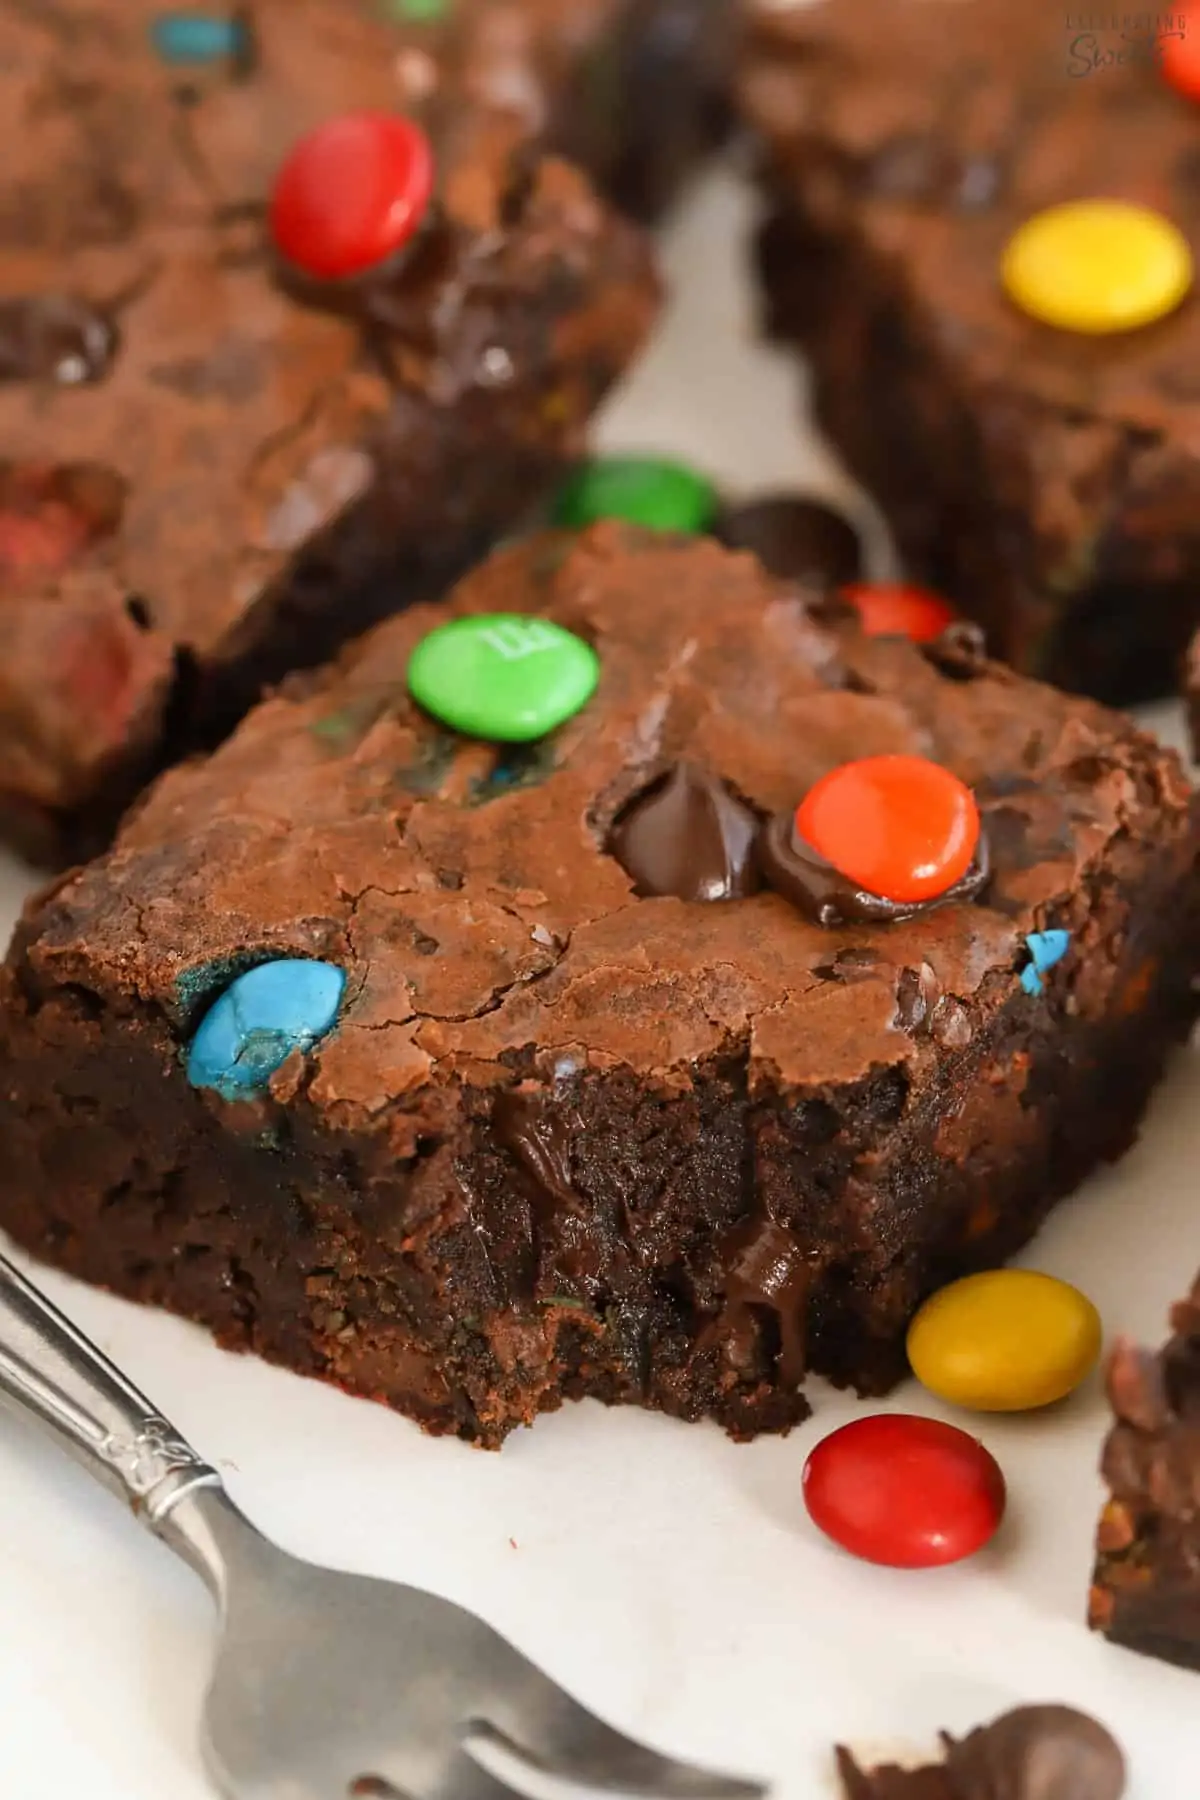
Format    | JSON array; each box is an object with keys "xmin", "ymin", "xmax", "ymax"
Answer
[
  {"xmin": 795, "ymin": 753, "xmax": 979, "ymax": 903},
  {"xmin": 843, "ymin": 582, "xmax": 956, "ymax": 643}
]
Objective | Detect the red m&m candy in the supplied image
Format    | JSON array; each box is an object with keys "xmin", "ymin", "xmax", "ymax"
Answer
[
  {"xmin": 270, "ymin": 111, "xmax": 435, "ymax": 281},
  {"xmin": 843, "ymin": 582, "xmax": 956, "ymax": 643},
  {"xmin": 803, "ymin": 1414, "xmax": 1006, "ymax": 1568},
  {"xmin": 1162, "ymin": 5, "xmax": 1200, "ymax": 101},
  {"xmin": 794, "ymin": 753, "xmax": 979, "ymax": 904}
]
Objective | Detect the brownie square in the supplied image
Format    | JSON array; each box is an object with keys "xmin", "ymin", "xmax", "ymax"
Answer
[
  {"xmin": 1, "ymin": 525, "xmax": 1195, "ymax": 1446},
  {"xmin": 0, "ymin": 0, "xmax": 678, "ymax": 864},
  {"xmin": 740, "ymin": 0, "xmax": 1200, "ymax": 704},
  {"xmin": 1091, "ymin": 1285, "xmax": 1200, "ymax": 1671}
]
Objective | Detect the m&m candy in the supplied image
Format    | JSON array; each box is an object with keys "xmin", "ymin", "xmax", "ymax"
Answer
[
  {"xmin": 843, "ymin": 582, "xmax": 956, "ymax": 643},
  {"xmin": 150, "ymin": 10, "xmax": 249, "ymax": 63},
  {"xmin": 270, "ymin": 112, "xmax": 435, "ymax": 282},
  {"xmin": 407, "ymin": 613, "xmax": 599, "ymax": 742},
  {"xmin": 553, "ymin": 457, "xmax": 718, "ymax": 536},
  {"xmin": 1161, "ymin": 7, "xmax": 1200, "ymax": 101},
  {"xmin": 794, "ymin": 754, "xmax": 979, "ymax": 904},
  {"xmin": 907, "ymin": 1270, "xmax": 1102, "ymax": 1412},
  {"xmin": 802, "ymin": 1414, "xmax": 1006, "ymax": 1568},
  {"xmin": 1001, "ymin": 199, "xmax": 1193, "ymax": 335},
  {"xmin": 187, "ymin": 959, "xmax": 346, "ymax": 1100}
]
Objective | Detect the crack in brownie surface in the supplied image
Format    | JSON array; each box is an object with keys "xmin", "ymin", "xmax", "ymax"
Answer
[
  {"xmin": 0, "ymin": 0, "xmax": 738, "ymax": 862},
  {"xmin": 1, "ymin": 526, "xmax": 1196, "ymax": 1445}
]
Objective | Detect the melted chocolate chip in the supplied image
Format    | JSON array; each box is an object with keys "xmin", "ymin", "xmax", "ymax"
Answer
[
  {"xmin": 609, "ymin": 763, "xmax": 760, "ymax": 901},
  {"xmin": 757, "ymin": 811, "xmax": 989, "ymax": 928},
  {"xmin": 493, "ymin": 1088, "xmax": 601, "ymax": 1291},
  {"xmin": 716, "ymin": 494, "xmax": 863, "ymax": 589},
  {"xmin": 494, "ymin": 1088, "xmax": 578, "ymax": 1210},
  {"xmin": 836, "ymin": 1705, "xmax": 1125, "ymax": 1800},
  {"xmin": 274, "ymin": 208, "xmax": 449, "ymax": 347},
  {"xmin": 943, "ymin": 1705, "xmax": 1126, "ymax": 1800},
  {"xmin": 0, "ymin": 294, "xmax": 118, "ymax": 386},
  {"xmin": 699, "ymin": 1215, "xmax": 812, "ymax": 1389}
]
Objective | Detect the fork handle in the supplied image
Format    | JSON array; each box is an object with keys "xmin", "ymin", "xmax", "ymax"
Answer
[{"xmin": 0, "ymin": 1252, "xmax": 223, "ymax": 1528}]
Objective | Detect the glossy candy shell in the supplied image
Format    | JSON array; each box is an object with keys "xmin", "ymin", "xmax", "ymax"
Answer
[
  {"xmin": 907, "ymin": 1270, "xmax": 1102, "ymax": 1412},
  {"xmin": 803, "ymin": 1414, "xmax": 1006, "ymax": 1568}
]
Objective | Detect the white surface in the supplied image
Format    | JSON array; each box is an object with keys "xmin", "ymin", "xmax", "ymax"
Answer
[{"xmin": 3, "ymin": 167, "xmax": 1200, "ymax": 1798}]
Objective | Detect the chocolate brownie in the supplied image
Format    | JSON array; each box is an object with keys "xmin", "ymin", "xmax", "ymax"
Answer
[
  {"xmin": 740, "ymin": 0, "xmax": 1200, "ymax": 704},
  {"xmin": 1, "ymin": 525, "xmax": 1195, "ymax": 1447},
  {"xmin": 1090, "ymin": 1287, "xmax": 1200, "ymax": 1670},
  {"xmin": 1188, "ymin": 630, "xmax": 1200, "ymax": 762},
  {"xmin": 0, "ymin": 0, "xmax": 701, "ymax": 865}
]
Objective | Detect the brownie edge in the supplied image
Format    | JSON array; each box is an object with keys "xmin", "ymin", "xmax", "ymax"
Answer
[
  {"xmin": 1091, "ymin": 1290, "xmax": 1200, "ymax": 1672},
  {"xmin": 0, "ymin": 527, "xmax": 1197, "ymax": 1446}
]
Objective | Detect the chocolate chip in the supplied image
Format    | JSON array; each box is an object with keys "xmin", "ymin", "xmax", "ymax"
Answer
[
  {"xmin": 837, "ymin": 1705, "xmax": 1125, "ymax": 1800},
  {"xmin": 716, "ymin": 495, "xmax": 863, "ymax": 589},
  {"xmin": 0, "ymin": 293, "xmax": 118, "ymax": 386},
  {"xmin": 893, "ymin": 962, "xmax": 941, "ymax": 1032},
  {"xmin": 943, "ymin": 1704, "xmax": 1126, "ymax": 1800},
  {"xmin": 609, "ymin": 763, "xmax": 760, "ymax": 901},
  {"xmin": 930, "ymin": 996, "xmax": 972, "ymax": 1048},
  {"xmin": 921, "ymin": 621, "xmax": 988, "ymax": 679}
]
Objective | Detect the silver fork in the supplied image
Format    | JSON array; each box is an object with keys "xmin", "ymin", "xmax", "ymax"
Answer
[{"xmin": 0, "ymin": 1252, "xmax": 767, "ymax": 1800}]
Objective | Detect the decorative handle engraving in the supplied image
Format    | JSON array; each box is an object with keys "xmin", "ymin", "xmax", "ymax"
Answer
[
  {"xmin": 0, "ymin": 1254, "xmax": 222, "ymax": 1528},
  {"xmin": 99, "ymin": 1417, "xmax": 213, "ymax": 1496}
]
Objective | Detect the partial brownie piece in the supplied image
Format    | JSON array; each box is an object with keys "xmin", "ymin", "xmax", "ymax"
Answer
[
  {"xmin": 741, "ymin": 0, "xmax": 1200, "ymax": 703},
  {"xmin": 1188, "ymin": 630, "xmax": 1200, "ymax": 763},
  {"xmin": 1, "ymin": 526, "xmax": 1195, "ymax": 1446},
  {"xmin": 0, "ymin": 0, "xmax": 661, "ymax": 865},
  {"xmin": 1090, "ymin": 1291, "xmax": 1200, "ymax": 1671}
]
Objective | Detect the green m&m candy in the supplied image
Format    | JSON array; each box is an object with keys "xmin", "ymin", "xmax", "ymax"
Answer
[
  {"xmin": 553, "ymin": 456, "xmax": 718, "ymax": 535},
  {"xmin": 407, "ymin": 613, "xmax": 599, "ymax": 742}
]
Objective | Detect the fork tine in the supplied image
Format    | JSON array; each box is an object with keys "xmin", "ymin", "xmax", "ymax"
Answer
[
  {"xmin": 475, "ymin": 1695, "xmax": 767, "ymax": 1800},
  {"xmin": 424, "ymin": 1750, "xmax": 534, "ymax": 1800}
]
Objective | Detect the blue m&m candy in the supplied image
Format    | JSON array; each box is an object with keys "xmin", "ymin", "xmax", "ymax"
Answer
[
  {"xmin": 187, "ymin": 959, "xmax": 345, "ymax": 1099},
  {"xmin": 150, "ymin": 11, "xmax": 249, "ymax": 65}
]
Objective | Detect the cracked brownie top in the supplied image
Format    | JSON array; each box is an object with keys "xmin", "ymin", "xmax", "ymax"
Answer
[
  {"xmin": 19, "ymin": 524, "xmax": 1192, "ymax": 1140},
  {"xmin": 0, "ymin": 0, "xmax": 657, "ymax": 828}
]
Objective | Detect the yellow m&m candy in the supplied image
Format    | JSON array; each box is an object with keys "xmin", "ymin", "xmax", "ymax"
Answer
[
  {"xmin": 1001, "ymin": 200, "xmax": 1193, "ymax": 335},
  {"xmin": 907, "ymin": 1269, "xmax": 1102, "ymax": 1412}
]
